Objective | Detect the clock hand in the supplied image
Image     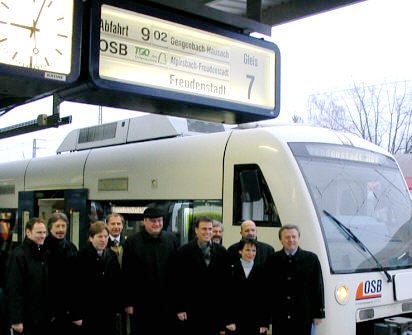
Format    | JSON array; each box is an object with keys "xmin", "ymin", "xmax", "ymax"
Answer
[
  {"xmin": 31, "ymin": 0, "xmax": 46, "ymax": 38},
  {"xmin": 10, "ymin": 22, "xmax": 40, "ymax": 34}
]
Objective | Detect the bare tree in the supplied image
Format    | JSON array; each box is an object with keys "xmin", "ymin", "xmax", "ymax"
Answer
[
  {"xmin": 307, "ymin": 81, "xmax": 412, "ymax": 154},
  {"xmin": 291, "ymin": 114, "xmax": 304, "ymax": 123}
]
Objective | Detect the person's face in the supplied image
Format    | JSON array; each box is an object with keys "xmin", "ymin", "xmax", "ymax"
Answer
[
  {"xmin": 195, "ymin": 221, "xmax": 213, "ymax": 243},
  {"xmin": 50, "ymin": 219, "xmax": 67, "ymax": 240},
  {"xmin": 89, "ymin": 229, "xmax": 109, "ymax": 251},
  {"xmin": 239, "ymin": 243, "xmax": 257, "ymax": 262},
  {"xmin": 241, "ymin": 221, "xmax": 257, "ymax": 239},
  {"xmin": 212, "ymin": 226, "xmax": 223, "ymax": 243},
  {"xmin": 143, "ymin": 217, "xmax": 163, "ymax": 235},
  {"xmin": 280, "ymin": 228, "xmax": 300, "ymax": 253},
  {"xmin": 26, "ymin": 222, "xmax": 47, "ymax": 245},
  {"xmin": 107, "ymin": 216, "xmax": 124, "ymax": 237}
]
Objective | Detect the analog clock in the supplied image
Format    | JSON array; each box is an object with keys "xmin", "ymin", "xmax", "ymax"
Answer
[{"xmin": 0, "ymin": 0, "xmax": 74, "ymax": 74}]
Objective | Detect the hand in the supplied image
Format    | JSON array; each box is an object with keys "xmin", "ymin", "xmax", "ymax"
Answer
[
  {"xmin": 177, "ymin": 312, "xmax": 187, "ymax": 321},
  {"xmin": 10, "ymin": 22, "xmax": 40, "ymax": 36},
  {"xmin": 259, "ymin": 327, "xmax": 268, "ymax": 333},
  {"xmin": 226, "ymin": 324, "xmax": 236, "ymax": 331},
  {"xmin": 125, "ymin": 306, "xmax": 134, "ymax": 314},
  {"xmin": 12, "ymin": 323, "xmax": 23, "ymax": 333},
  {"xmin": 313, "ymin": 318, "xmax": 323, "ymax": 326},
  {"xmin": 31, "ymin": 0, "xmax": 46, "ymax": 37},
  {"xmin": 73, "ymin": 320, "xmax": 82, "ymax": 326}
]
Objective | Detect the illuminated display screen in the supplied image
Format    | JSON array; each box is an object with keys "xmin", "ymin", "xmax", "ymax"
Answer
[
  {"xmin": 111, "ymin": 206, "xmax": 147, "ymax": 214},
  {"xmin": 98, "ymin": 4, "xmax": 277, "ymax": 110},
  {"xmin": 290, "ymin": 142, "xmax": 396, "ymax": 167}
]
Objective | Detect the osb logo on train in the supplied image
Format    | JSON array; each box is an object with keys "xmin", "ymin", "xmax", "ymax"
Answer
[{"xmin": 356, "ymin": 280, "xmax": 382, "ymax": 300}]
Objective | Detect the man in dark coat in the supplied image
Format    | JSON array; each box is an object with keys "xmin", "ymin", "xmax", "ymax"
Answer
[
  {"xmin": 106, "ymin": 213, "xmax": 126, "ymax": 265},
  {"xmin": 75, "ymin": 221, "xmax": 123, "ymax": 335},
  {"xmin": 106, "ymin": 212, "xmax": 127, "ymax": 335},
  {"xmin": 211, "ymin": 220, "xmax": 223, "ymax": 244},
  {"xmin": 6, "ymin": 218, "xmax": 50, "ymax": 335},
  {"xmin": 0, "ymin": 237, "xmax": 9, "ymax": 335},
  {"xmin": 172, "ymin": 215, "xmax": 230, "ymax": 335},
  {"xmin": 227, "ymin": 220, "xmax": 275, "ymax": 267},
  {"xmin": 44, "ymin": 213, "xmax": 80, "ymax": 334},
  {"xmin": 266, "ymin": 224, "xmax": 325, "ymax": 335},
  {"xmin": 122, "ymin": 207, "xmax": 178, "ymax": 335}
]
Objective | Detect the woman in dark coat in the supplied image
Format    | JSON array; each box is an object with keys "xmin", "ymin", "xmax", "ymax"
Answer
[
  {"xmin": 74, "ymin": 221, "xmax": 123, "ymax": 335},
  {"xmin": 226, "ymin": 238, "xmax": 270, "ymax": 335}
]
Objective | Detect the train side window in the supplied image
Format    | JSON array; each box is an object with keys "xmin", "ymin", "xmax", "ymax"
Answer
[
  {"xmin": 90, "ymin": 199, "xmax": 222, "ymax": 246},
  {"xmin": 233, "ymin": 164, "xmax": 281, "ymax": 227}
]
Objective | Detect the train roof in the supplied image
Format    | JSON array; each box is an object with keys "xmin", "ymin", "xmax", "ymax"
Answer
[
  {"xmin": 57, "ymin": 114, "xmax": 227, "ymax": 153},
  {"xmin": 57, "ymin": 115, "xmax": 391, "ymax": 158}
]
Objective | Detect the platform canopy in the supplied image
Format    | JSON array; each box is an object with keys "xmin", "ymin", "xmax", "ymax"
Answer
[{"xmin": 137, "ymin": 0, "xmax": 365, "ymax": 35}]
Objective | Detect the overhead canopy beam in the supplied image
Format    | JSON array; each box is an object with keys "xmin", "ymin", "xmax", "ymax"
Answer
[
  {"xmin": 0, "ymin": 115, "xmax": 72, "ymax": 140},
  {"xmin": 262, "ymin": 0, "xmax": 366, "ymax": 26},
  {"xmin": 142, "ymin": 0, "xmax": 272, "ymax": 35},
  {"xmin": 247, "ymin": 0, "xmax": 263, "ymax": 22},
  {"xmin": 0, "ymin": 95, "xmax": 71, "ymax": 139},
  {"xmin": 140, "ymin": 0, "xmax": 365, "ymax": 34}
]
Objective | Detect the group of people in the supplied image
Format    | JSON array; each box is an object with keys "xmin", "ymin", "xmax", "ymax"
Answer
[{"xmin": 2, "ymin": 208, "xmax": 325, "ymax": 335}]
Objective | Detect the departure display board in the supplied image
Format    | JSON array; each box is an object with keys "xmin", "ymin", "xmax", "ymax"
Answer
[{"xmin": 94, "ymin": 3, "xmax": 280, "ymax": 114}]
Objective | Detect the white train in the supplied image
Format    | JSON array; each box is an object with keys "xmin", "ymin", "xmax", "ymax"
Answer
[{"xmin": 1, "ymin": 114, "xmax": 411, "ymax": 334}]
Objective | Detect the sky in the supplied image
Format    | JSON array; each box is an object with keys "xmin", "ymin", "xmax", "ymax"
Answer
[
  {"xmin": 267, "ymin": 0, "xmax": 412, "ymax": 120},
  {"xmin": 0, "ymin": 0, "xmax": 411, "ymax": 162}
]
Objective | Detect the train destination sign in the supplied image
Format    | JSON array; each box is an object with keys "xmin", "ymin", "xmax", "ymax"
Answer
[{"xmin": 95, "ymin": 3, "xmax": 280, "ymax": 115}]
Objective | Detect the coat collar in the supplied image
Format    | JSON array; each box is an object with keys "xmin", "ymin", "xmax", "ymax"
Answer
[
  {"xmin": 84, "ymin": 241, "xmax": 107, "ymax": 258},
  {"xmin": 281, "ymin": 247, "xmax": 301, "ymax": 258},
  {"xmin": 23, "ymin": 237, "xmax": 47, "ymax": 259},
  {"xmin": 141, "ymin": 229, "xmax": 163, "ymax": 243}
]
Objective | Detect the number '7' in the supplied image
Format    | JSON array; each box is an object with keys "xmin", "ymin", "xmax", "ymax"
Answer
[{"xmin": 246, "ymin": 74, "xmax": 255, "ymax": 99}]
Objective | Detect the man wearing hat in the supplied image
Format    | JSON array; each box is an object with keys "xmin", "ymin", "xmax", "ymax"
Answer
[{"xmin": 122, "ymin": 207, "xmax": 178, "ymax": 335}]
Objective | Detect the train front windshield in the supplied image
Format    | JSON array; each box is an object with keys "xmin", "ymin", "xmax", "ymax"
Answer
[{"xmin": 290, "ymin": 143, "xmax": 412, "ymax": 274}]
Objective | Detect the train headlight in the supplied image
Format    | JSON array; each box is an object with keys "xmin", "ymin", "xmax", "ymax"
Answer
[{"xmin": 335, "ymin": 284, "xmax": 349, "ymax": 304}]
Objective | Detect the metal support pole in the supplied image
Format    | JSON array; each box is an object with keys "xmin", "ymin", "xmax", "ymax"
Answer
[
  {"xmin": 32, "ymin": 138, "xmax": 36, "ymax": 158},
  {"xmin": 247, "ymin": 0, "xmax": 263, "ymax": 22},
  {"xmin": 98, "ymin": 105, "xmax": 103, "ymax": 125}
]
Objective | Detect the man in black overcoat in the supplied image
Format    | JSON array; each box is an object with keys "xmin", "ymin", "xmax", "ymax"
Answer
[
  {"xmin": 172, "ymin": 215, "xmax": 230, "ymax": 335},
  {"xmin": 227, "ymin": 220, "xmax": 275, "ymax": 267},
  {"xmin": 44, "ymin": 213, "xmax": 80, "ymax": 334},
  {"xmin": 74, "ymin": 221, "xmax": 123, "ymax": 335},
  {"xmin": 122, "ymin": 207, "xmax": 178, "ymax": 335},
  {"xmin": 266, "ymin": 224, "xmax": 325, "ymax": 335},
  {"xmin": 6, "ymin": 218, "xmax": 50, "ymax": 335}
]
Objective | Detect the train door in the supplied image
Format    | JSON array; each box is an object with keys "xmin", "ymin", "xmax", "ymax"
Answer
[
  {"xmin": 17, "ymin": 191, "xmax": 35, "ymax": 243},
  {"xmin": 17, "ymin": 189, "xmax": 88, "ymax": 248},
  {"xmin": 64, "ymin": 189, "xmax": 88, "ymax": 249}
]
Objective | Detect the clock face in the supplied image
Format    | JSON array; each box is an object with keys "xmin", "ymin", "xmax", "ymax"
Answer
[{"xmin": 0, "ymin": 0, "xmax": 74, "ymax": 74}]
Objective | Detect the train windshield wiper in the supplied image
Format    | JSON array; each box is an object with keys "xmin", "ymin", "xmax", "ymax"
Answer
[{"xmin": 323, "ymin": 210, "xmax": 392, "ymax": 283}]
